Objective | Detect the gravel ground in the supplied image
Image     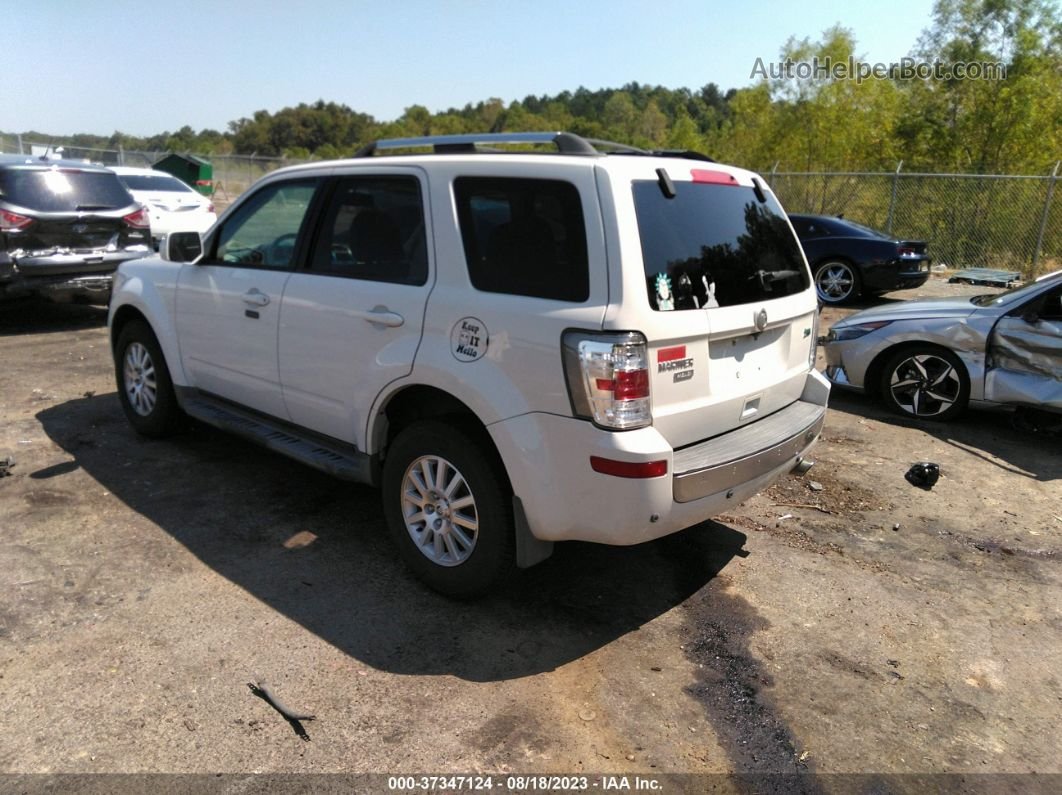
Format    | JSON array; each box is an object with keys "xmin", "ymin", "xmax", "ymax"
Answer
[{"xmin": 0, "ymin": 276, "xmax": 1059, "ymax": 794}]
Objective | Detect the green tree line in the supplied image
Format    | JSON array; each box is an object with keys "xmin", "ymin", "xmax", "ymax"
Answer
[{"xmin": 7, "ymin": 0, "xmax": 1060, "ymax": 175}]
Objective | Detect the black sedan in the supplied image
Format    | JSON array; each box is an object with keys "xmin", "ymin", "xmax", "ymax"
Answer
[{"xmin": 788, "ymin": 214, "xmax": 931, "ymax": 305}]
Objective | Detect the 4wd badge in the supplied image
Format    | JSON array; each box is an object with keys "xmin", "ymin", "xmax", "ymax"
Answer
[{"xmin": 451, "ymin": 317, "xmax": 488, "ymax": 362}]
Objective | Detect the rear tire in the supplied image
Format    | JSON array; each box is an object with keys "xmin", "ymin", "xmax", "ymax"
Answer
[
  {"xmin": 381, "ymin": 420, "xmax": 515, "ymax": 598},
  {"xmin": 814, "ymin": 259, "xmax": 861, "ymax": 305},
  {"xmin": 114, "ymin": 320, "xmax": 182, "ymax": 437}
]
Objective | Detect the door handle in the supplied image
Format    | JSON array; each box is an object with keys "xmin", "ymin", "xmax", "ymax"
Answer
[
  {"xmin": 243, "ymin": 289, "xmax": 270, "ymax": 307},
  {"xmin": 354, "ymin": 305, "xmax": 404, "ymax": 328}
]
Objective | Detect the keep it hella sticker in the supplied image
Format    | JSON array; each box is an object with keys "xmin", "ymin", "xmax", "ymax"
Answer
[{"xmin": 451, "ymin": 317, "xmax": 488, "ymax": 362}]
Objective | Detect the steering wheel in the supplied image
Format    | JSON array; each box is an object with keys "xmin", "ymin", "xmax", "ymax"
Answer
[{"xmin": 265, "ymin": 233, "xmax": 298, "ymax": 265}]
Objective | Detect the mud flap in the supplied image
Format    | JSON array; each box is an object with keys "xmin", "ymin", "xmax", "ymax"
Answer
[{"xmin": 513, "ymin": 495, "xmax": 553, "ymax": 569}]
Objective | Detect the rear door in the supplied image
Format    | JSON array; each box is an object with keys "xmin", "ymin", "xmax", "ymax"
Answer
[
  {"xmin": 603, "ymin": 161, "xmax": 819, "ymax": 447},
  {"xmin": 175, "ymin": 177, "xmax": 321, "ymax": 419},
  {"xmin": 278, "ymin": 170, "xmax": 432, "ymax": 446}
]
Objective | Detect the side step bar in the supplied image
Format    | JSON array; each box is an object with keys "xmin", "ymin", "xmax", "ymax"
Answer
[{"xmin": 177, "ymin": 389, "xmax": 376, "ymax": 484}]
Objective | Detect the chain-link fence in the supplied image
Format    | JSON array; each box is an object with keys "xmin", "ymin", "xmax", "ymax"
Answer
[
  {"xmin": 4, "ymin": 136, "xmax": 1058, "ymax": 277},
  {"xmin": 0, "ymin": 138, "xmax": 305, "ymax": 209},
  {"xmin": 766, "ymin": 164, "xmax": 1061, "ymax": 277}
]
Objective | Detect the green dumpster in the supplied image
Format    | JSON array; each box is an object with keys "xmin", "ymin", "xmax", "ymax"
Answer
[{"xmin": 153, "ymin": 154, "xmax": 214, "ymax": 196}]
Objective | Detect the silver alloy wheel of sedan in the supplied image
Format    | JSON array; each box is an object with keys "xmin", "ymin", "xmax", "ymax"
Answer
[
  {"xmin": 815, "ymin": 261, "xmax": 858, "ymax": 303},
  {"xmin": 123, "ymin": 342, "xmax": 158, "ymax": 417},
  {"xmin": 888, "ymin": 353, "xmax": 962, "ymax": 416},
  {"xmin": 401, "ymin": 454, "xmax": 479, "ymax": 567}
]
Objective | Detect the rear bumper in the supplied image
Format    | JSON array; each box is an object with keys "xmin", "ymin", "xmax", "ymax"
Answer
[
  {"xmin": 863, "ymin": 259, "xmax": 931, "ymax": 292},
  {"xmin": 0, "ymin": 260, "xmax": 120, "ymax": 303},
  {"xmin": 489, "ymin": 369, "xmax": 830, "ymax": 545},
  {"xmin": 672, "ymin": 399, "xmax": 825, "ymax": 502}
]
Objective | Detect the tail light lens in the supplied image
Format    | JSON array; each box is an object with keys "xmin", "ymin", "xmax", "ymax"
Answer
[
  {"xmin": 898, "ymin": 246, "xmax": 917, "ymax": 257},
  {"xmin": 123, "ymin": 207, "xmax": 151, "ymax": 228},
  {"xmin": 562, "ymin": 331, "xmax": 651, "ymax": 429},
  {"xmin": 809, "ymin": 308, "xmax": 820, "ymax": 368},
  {"xmin": 1, "ymin": 210, "xmax": 34, "ymax": 231}
]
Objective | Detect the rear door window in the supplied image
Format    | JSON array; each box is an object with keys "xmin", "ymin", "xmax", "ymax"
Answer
[
  {"xmin": 0, "ymin": 168, "xmax": 133, "ymax": 212},
  {"xmin": 454, "ymin": 177, "xmax": 589, "ymax": 302},
  {"xmin": 633, "ymin": 181, "xmax": 809, "ymax": 310},
  {"xmin": 308, "ymin": 175, "xmax": 428, "ymax": 285}
]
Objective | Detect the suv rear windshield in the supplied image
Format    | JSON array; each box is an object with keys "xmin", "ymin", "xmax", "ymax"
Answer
[
  {"xmin": 633, "ymin": 181, "xmax": 809, "ymax": 310},
  {"xmin": 0, "ymin": 168, "xmax": 134, "ymax": 213}
]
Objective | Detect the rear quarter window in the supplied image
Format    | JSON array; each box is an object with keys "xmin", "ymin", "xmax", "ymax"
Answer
[
  {"xmin": 454, "ymin": 176, "xmax": 589, "ymax": 302},
  {"xmin": 633, "ymin": 181, "xmax": 809, "ymax": 310}
]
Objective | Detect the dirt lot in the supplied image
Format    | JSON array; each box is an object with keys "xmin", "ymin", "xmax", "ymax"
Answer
[{"xmin": 0, "ymin": 277, "xmax": 1059, "ymax": 793}]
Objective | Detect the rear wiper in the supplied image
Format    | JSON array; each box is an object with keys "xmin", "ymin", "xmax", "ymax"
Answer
[{"xmin": 749, "ymin": 269, "xmax": 801, "ymax": 290}]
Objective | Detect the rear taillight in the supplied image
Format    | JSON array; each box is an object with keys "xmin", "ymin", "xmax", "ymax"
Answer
[
  {"xmin": 809, "ymin": 308, "xmax": 820, "ymax": 368},
  {"xmin": 898, "ymin": 246, "xmax": 916, "ymax": 257},
  {"xmin": 562, "ymin": 331, "xmax": 651, "ymax": 429},
  {"xmin": 123, "ymin": 207, "xmax": 151, "ymax": 228},
  {"xmin": 1, "ymin": 210, "xmax": 33, "ymax": 231}
]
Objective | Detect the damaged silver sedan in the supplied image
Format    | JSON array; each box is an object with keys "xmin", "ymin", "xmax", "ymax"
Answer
[{"xmin": 823, "ymin": 270, "xmax": 1062, "ymax": 421}]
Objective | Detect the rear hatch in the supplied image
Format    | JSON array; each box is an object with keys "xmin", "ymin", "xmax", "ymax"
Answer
[
  {"xmin": 1, "ymin": 167, "xmax": 147, "ymax": 270},
  {"xmin": 604, "ymin": 161, "xmax": 818, "ymax": 448}
]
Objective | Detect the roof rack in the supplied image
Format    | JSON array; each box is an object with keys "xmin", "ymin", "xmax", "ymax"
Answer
[{"xmin": 350, "ymin": 131, "xmax": 717, "ymax": 160}]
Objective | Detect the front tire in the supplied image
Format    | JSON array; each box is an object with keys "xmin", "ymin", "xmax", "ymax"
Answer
[
  {"xmin": 879, "ymin": 347, "xmax": 969, "ymax": 421},
  {"xmin": 114, "ymin": 320, "xmax": 181, "ymax": 437},
  {"xmin": 381, "ymin": 420, "xmax": 515, "ymax": 597},
  {"xmin": 814, "ymin": 259, "xmax": 861, "ymax": 305}
]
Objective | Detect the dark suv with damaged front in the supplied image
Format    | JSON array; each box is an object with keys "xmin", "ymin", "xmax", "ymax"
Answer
[{"xmin": 0, "ymin": 156, "xmax": 151, "ymax": 303}]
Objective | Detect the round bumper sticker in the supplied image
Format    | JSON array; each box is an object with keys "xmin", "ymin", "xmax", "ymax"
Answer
[{"xmin": 451, "ymin": 317, "xmax": 488, "ymax": 362}]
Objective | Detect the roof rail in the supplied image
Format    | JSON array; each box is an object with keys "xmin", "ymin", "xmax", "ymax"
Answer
[{"xmin": 352, "ymin": 132, "xmax": 648, "ymax": 158}]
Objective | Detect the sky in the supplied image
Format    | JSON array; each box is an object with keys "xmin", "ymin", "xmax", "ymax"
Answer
[{"xmin": 3, "ymin": 0, "xmax": 936, "ymax": 138}]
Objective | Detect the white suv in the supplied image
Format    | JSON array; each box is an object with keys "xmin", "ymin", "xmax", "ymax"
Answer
[{"xmin": 108, "ymin": 132, "xmax": 829, "ymax": 596}]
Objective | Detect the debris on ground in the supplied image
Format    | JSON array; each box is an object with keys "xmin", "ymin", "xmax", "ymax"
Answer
[
  {"xmin": 905, "ymin": 462, "xmax": 940, "ymax": 490},
  {"xmin": 248, "ymin": 680, "xmax": 315, "ymax": 741},
  {"xmin": 0, "ymin": 457, "xmax": 14, "ymax": 477},
  {"xmin": 947, "ymin": 268, "xmax": 1021, "ymax": 287},
  {"xmin": 808, "ymin": 481, "xmax": 824, "ymax": 492}
]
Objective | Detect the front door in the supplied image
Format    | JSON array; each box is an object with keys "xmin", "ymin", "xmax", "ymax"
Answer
[
  {"xmin": 985, "ymin": 282, "xmax": 1062, "ymax": 410},
  {"xmin": 176, "ymin": 178, "xmax": 320, "ymax": 419}
]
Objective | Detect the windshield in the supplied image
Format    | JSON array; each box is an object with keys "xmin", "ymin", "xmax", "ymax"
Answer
[
  {"xmin": 119, "ymin": 173, "xmax": 195, "ymax": 193},
  {"xmin": 970, "ymin": 273, "xmax": 1062, "ymax": 307},
  {"xmin": 633, "ymin": 181, "xmax": 809, "ymax": 310},
  {"xmin": 0, "ymin": 168, "xmax": 134, "ymax": 212}
]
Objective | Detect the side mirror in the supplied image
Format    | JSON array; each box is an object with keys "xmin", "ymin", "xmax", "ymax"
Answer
[
  {"xmin": 162, "ymin": 231, "xmax": 203, "ymax": 263},
  {"xmin": 1021, "ymin": 310, "xmax": 1040, "ymax": 325}
]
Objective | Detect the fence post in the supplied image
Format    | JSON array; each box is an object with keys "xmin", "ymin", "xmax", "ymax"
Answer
[
  {"xmin": 1032, "ymin": 161, "xmax": 1059, "ymax": 273},
  {"xmin": 886, "ymin": 160, "xmax": 903, "ymax": 234}
]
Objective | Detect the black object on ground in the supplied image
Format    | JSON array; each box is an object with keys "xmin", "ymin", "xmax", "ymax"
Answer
[
  {"xmin": 0, "ymin": 456, "xmax": 14, "ymax": 477},
  {"xmin": 905, "ymin": 462, "xmax": 940, "ymax": 490}
]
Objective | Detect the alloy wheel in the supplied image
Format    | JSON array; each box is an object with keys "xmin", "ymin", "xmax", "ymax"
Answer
[
  {"xmin": 123, "ymin": 342, "xmax": 158, "ymax": 417},
  {"xmin": 400, "ymin": 455, "xmax": 479, "ymax": 566},
  {"xmin": 816, "ymin": 262, "xmax": 857, "ymax": 303},
  {"xmin": 888, "ymin": 353, "xmax": 962, "ymax": 417}
]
